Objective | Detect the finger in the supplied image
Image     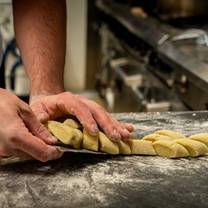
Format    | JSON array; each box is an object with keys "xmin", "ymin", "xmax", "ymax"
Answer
[
  {"xmin": 58, "ymin": 98, "xmax": 99, "ymax": 136},
  {"xmin": 117, "ymin": 126, "xmax": 131, "ymax": 140},
  {"xmin": 111, "ymin": 120, "xmax": 132, "ymax": 140},
  {"xmin": 30, "ymin": 103, "xmax": 50, "ymax": 123},
  {"xmin": 105, "ymin": 113, "xmax": 134, "ymax": 137},
  {"xmin": 92, "ymin": 112, "xmax": 132, "ymax": 140},
  {"xmin": 121, "ymin": 123, "xmax": 134, "ymax": 132},
  {"xmin": 0, "ymin": 144, "xmax": 31, "ymax": 159},
  {"xmin": 109, "ymin": 117, "xmax": 133, "ymax": 140},
  {"xmin": 89, "ymin": 108, "xmax": 121, "ymax": 141},
  {"xmin": 11, "ymin": 149, "xmax": 32, "ymax": 160},
  {"xmin": 0, "ymin": 145, "xmax": 12, "ymax": 157},
  {"xmin": 19, "ymin": 105, "xmax": 57, "ymax": 144},
  {"xmin": 34, "ymin": 111, "xmax": 50, "ymax": 123},
  {"xmin": 80, "ymin": 99, "xmax": 124, "ymax": 141},
  {"xmin": 8, "ymin": 131, "xmax": 63, "ymax": 162},
  {"xmin": 111, "ymin": 120, "xmax": 131, "ymax": 140}
]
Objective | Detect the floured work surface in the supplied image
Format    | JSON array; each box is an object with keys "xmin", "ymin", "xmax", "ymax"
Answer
[{"xmin": 0, "ymin": 111, "xmax": 208, "ymax": 208}]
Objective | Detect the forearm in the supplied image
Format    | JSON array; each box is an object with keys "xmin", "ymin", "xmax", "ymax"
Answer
[{"xmin": 13, "ymin": 0, "xmax": 66, "ymax": 97}]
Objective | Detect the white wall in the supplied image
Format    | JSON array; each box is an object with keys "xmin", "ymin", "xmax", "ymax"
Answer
[{"xmin": 64, "ymin": 0, "xmax": 88, "ymax": 91}]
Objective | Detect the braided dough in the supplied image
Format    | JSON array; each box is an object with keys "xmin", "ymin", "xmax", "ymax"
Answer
[
  {"xmin": 82, "ymin": 129, "xmax": 99, "ymax": 152},
  {"xmin": 189, "ymin": 133, "xmax": 208, "ymax": 146},
  {"xmin": 175, "ymin": 139, "xmax": 208, "ymax": 157},
  {"xmin": 153, "ymin": 140, "xmax": 189, "ymax": 158},
  {"xmin": 118, "ymin": 140, "xmax": 131, "ymax": 155},
  {"xmin": 47, "ymin": 120, "xmax": 208, "ymax": 158},
  {"xmin": 154, "ymin": 130, "xmax": 186, "ymax": 140},
  {"xmin": 47, "ymin": 121, "xmax": 82, "ymax": 149},
  {"xmin": 99, "ymin": 132, "xmax": 119, "ymax": 155},
  {"xmin": 64, "ymin": 118, "xmax": 81, "ymax": 129},
  {"xmin": 143, "ymin": 134, "xmax": 172, "ymax": 142},
  {"xmin": 129, "ymin": 140, "xmax": 156, "ymax": 155}
]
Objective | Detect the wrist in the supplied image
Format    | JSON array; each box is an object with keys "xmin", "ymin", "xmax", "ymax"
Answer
[
  {"xmin": 30, "ymin": 81, "xmax": 64, "ymax": 94},
  {"xmin": 30, "ymin": 87, "xmax": 64, "ymax": 104},
  {"xmin": 30, "ymin": 74, "xmax": 65, "ymax": 96}
]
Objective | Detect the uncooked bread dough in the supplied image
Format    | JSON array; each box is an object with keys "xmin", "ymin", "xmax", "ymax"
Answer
[
  {"xmin": 142, "ymin": 134, "xmax": 160, "ymax": 142},
  {"xmin": 128, "ymin": 140, "xmax": 156, "ymax": 155},
  {"xmin": 143, "ymin": 134, "xmax": 172, "ymax": 142},
  {"xmin": 99, "ymin": 132, "xmax": 119, "ymax": 155},
  {"xmin": 153, "ymin": 140, "xmax": 189, "ymax": 158},
  {"xmin": 47, "ymin": 121, "xmax": 82, "ymax": 149},
  {"xmin": 64, "ymin": 119, "xmax": 81, "ymax": 129},
  {"xmin": 155, "ymin": 130, "xmax": 186, "ymax": 140},
  {"xmin": 47, "ymin": 119, "xmax": 208, "ymax": 159},
  {"xmin": 117, "ymin": 140, "xmax": 131, "ymax": 155},
  {"xmin": 174, "ymin": 139, "xmax": 208, "ymax": 157},
  {"xmin": 82, "ymin": 129, "xmax": 99, "ymax": 151},
  {"xmin": 189, "ymin": 133, "xmax": 208, "ymax": 147}
]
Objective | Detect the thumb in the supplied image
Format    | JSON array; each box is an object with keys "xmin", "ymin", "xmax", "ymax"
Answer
[
  {"xmin": 19, "ymin": 106, "xmax": 57, "ymax": 145},
  {"xmin": 35, "ymin": 111, "xmax": 50, "ymax": 123},
  {"xmin": 30, "ymin": 102, "xmax": 50, "ymax": 123}
]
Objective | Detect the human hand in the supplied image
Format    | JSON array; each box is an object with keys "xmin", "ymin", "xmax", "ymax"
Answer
[
  {"xmin": 30, "ymin": 92, "xmax": 134, "ymax": 142},
  {"xmin": 0, "ymin": 89, "xmax": 62, "ymax": 161}
]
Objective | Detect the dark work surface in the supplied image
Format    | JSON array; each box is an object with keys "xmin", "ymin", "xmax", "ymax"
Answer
[{"xmin": 1, "ymin": 111, "xmax": 208, "ymax": 208}]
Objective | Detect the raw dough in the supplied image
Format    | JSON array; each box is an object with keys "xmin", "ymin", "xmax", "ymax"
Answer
[
  {"xmin": 153, "ymin": 140, "xmax": 189, "ymax": 158},
  {"xmin": 128, "ymin": 140, "xmax": 156, "ymax": 155},
  {"xmin": 82, "ymin": 129, "xmax": 99, "ymax": 152},
  {"xmin": 142, "ymin": 134, "xmax": 173, "ymax": 142},
  {"xmin": 175, "ymin": 139, "xmax": 208, "ymax": 157},
  {"xmin": 142, "ymin": 134, "xmax": 160, "ymax": 142},
  {"xmin": 47, "ymin": 121, "xmax": 82, "ymax": 149},
  {"xmin": 117, "ymin": 140, "xmax": 131, "ymax": 155},
  {"xmin": 189, "ymin": 133, "xmax": 208, "ymax": 147},
  {"xmin": 154, "ymin": 130, "xmax": 186, "ymax": 140},
  {"xmin": 64, "ymin": 119, "xmax": 81, "ymax": 129},
  {"xmin": 47, "ymin": 120, "xmax": 208, "ymax": 159},
  {"xmin": 99, "ymin": 132, "xmax": 119, "ymax": 155}
]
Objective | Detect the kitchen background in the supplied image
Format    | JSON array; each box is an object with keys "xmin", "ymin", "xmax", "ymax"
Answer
[{"xmin": 1, "ymin": 0, "xmax": 208, "ymax": 113}]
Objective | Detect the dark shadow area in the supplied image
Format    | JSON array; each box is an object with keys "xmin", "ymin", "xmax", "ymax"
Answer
[{"xmin": 0, "ymin": 152, "xmax": 113, "ymax": 174}]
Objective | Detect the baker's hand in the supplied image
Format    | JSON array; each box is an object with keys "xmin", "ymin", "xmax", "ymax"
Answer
[
  {"xmin": 0, "ymin": 89, "xmax": 62, "ymax": 161},
  {"xmin": 30, "ymin": 92, "xmax": 134, "ymax": 141}
]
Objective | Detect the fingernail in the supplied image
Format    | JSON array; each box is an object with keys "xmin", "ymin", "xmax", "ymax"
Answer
[
  {"xmin": 37, "ymin": 114, "xmax": 47, "ymax": 122},
  {"xmin": 129, "ymin": 125, "xmax": 134, "ymax": 131},
  {"xmin": 48, "ymin": 147, "xmax": 63, "ymax": 161},
  {"xmin": 90, "ymin": 124, "xmax": 99, "ymax": 135},
  {"xmin": 48, "ymin": 136, "xmax": 57, "ymax": 143},
  {"xmin": 110, "ymin": 129, "xmax": 121, "ymax": 141},
  {"xmin": 130, "ymin": 125, "xmax": 135, "ymax": 130},
  {"xmin": 113, "ymin": 129, "xmax": 120, "ymax": 137},
  {"xmin": 56, "ymin": 148, "xmax": 64, "ymax": 159},
  {"xmin": 123, "ymin": 129, "xmax": 130, "ymax": 135}
]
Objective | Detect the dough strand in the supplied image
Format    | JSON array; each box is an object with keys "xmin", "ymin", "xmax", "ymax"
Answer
[
  {"xmin": 46, "ymin": 119, "xmax": 208, "ymax": 158},
  {"xmin": 47, "ymin": 121, "xmax": 82, "ymax": 149},
  {"xmin": 82, "ymin": 129, "xmax": 99, "ymax": 151}
]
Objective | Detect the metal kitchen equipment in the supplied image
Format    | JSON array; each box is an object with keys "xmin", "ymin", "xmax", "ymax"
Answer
[
  {"xmin": 155, "ymin": 0, "xmax": 208, "ymax": 19},
  {"xmin": 96, "ymin": 0, "xmax": 208, "ymax": 112}
]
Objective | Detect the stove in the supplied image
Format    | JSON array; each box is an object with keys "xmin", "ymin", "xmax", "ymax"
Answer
[{"xmin": 96, "ymin": 0, "xmax": 208, "ymax": 112}]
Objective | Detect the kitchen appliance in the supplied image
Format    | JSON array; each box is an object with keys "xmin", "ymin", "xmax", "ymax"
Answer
[
  {"xmin": 156, "ymin": 0, "xmax": 208, "ymax": 19},
  {"xmin": 96, "ymin": 0, "xmax": 208, "ymax": 112}
]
